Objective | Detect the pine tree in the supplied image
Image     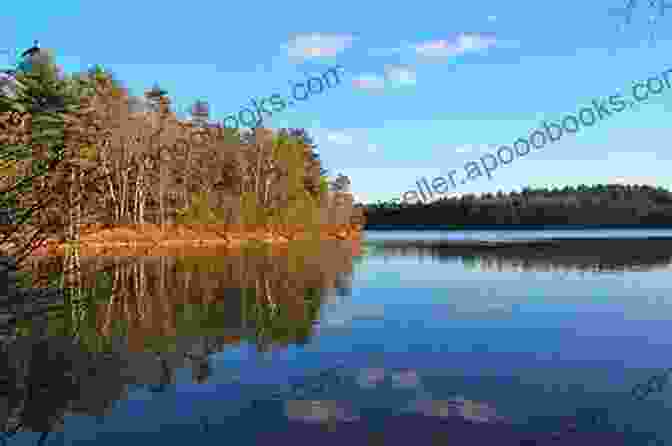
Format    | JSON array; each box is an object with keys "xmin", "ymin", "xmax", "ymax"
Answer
[{"xmin": 0, "ymin": 43, "xmax": 93, "ymax": 262}]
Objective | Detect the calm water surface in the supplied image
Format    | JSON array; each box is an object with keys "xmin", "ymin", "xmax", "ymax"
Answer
[{"xmin": 3, "ymin": 231, "xmax": 672, "ymax": 445}]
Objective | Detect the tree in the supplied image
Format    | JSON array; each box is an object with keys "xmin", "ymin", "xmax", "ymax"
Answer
[
  {"xmin": 2, "ymin": 44, "xmax": 362, "ymax": 262},
  {"xmin": 329, "ymin": 173, "xmax": 351, "ymax": 193},
  {"xmin": 279, "ymin": 128, "xmax": 328, "ymax": 177},
  {"xmin": 144, "ymin": 84, "xmax": 172, "ymax": 231},
  {"xmin": 0, "ymin": 43, "xmax": 99, "ymax": 266}
]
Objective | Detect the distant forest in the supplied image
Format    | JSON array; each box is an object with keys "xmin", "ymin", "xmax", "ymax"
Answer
[{"xmin": 363, "ymin": 184, "xmax": 672, "ymax": 227}]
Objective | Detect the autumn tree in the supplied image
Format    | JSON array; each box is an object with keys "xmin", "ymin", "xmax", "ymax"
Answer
[{"xmin": 0, "ymin": 44, "xmax": 102, "ymax": 266}]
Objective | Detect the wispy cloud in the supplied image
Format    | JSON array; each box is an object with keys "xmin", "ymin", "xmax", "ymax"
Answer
[
  {"xmin": 284, "ymin": 33, "xmax": 356, "ymax": 62},
  {"xmin": 351, "ymin": 73, "xmax": 386, "ymax": 91},
  {"xmin": 414, "ymin": 32, "xmax": 498, "ymax": 60},
  {"xmin": 384, "ymin": 64, "xmax": 417, "ymax": 87},
  {"xmin": 324, "ymin": 129, "xmax": 381, "ymax": 154},
  {"xmin": 368, "ymin": 33, "xmax": 513, "ymax": 64},
  {"xmin": 351, "ymin": 65, "xmax": 416, "ymax": 92}
]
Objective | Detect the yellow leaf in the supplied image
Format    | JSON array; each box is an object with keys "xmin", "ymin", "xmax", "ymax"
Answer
[
  {"xmin": 0, "ymin": 160, "xmax": 17, "ymax": 177},
  {"xmin": 79, "ymin": 145, "xmax": 97, "ymax": 161}
]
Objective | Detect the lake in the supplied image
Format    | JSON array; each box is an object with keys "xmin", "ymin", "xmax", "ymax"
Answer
[{"xmin": 2, "ymin": 229, "xmax": 672, "ymax": 445}]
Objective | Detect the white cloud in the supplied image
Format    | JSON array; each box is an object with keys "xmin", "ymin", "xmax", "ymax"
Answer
[
  {"xmin": 459, "ymin": 33, "xmax": 496, "ymax": 52},
  {"xmin": 350, "ymin": 66, "xmax": 416, "ymax": 92},
  {"xmin": 284, "ymin": 33, "xmax": 356, "ymax": 62},
  {"xmin": 352, "ymin": 74, "xmax": 386, "ymax": 91},
  {"xmin": 322, "ymin": 129, "xmax": 380, "ymax": 157},
  {"xmin": 384, "ymin": 64, "xmax": 417, "ymax": 87},
  {"xmin": 367, "ymin": 34, "xmax": 514, "ymax": 65},
  {"xmin": 414, "ymin": 39, "xmax": 461, "ymax": 59},
  {"xmin": 413, "ymin": 32, "xmax": 498, "ymax": 60}
]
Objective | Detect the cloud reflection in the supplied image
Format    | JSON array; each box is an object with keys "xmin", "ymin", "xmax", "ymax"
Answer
[
  {"xmin": 284, "ymin": 399, "xmax": 360, "ymax": 424},
  {"xmin": 403, "ymin": 396, "xmax": 505, "ymax": 424}
]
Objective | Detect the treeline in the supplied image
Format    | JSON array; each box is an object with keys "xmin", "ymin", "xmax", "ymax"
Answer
[
  {"xmin": 364, "ymin": 184, "xmax": 672, "ymax": 227},
  {"xmin": 0, "ymin": 45, "xmax": 363, "ymax": 265}
]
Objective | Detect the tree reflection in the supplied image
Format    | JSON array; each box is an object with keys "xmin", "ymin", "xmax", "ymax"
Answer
[
  {"xmin": 366, "ymin": 239, "xmax": 672, "ymax": 273},
  {"xmin": 17, "ymin": 240, "xmax": 355, "ymax": 354},
  {"xmin": 0, "ymin": 240, "xmax": 356, "ymax": 433}
]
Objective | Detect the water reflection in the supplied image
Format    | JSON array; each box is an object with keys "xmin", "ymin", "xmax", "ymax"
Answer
[
  {"xmin": 20, "ymin": 241, "xmax": 357, "ymax": 352},
  {"xmin": 284, "ymin": 399, "xmax": 361, "ymax": 425},
  {"xmin": 356, "ymin": 368, "xmax": 386, "ymax": 388},
  {"xmin": 0, "ymin": 241, "xmax": 357, "ymax": 434},
  {"xmin": 1, "ymin": 237, "xmax": 667, "ymax": 443},
  {"xmin": 365, "ymin": 238, "xmax": 672, "ymax": 273},
  {"xmin": 402, "ymin": 395, "xmax": 505, "ymax": 424}
]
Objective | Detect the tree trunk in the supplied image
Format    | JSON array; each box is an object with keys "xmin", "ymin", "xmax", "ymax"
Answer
[
  {"xmin": 255, "ymin": 143, "xmax": 263, "ymax": 197},
  {"xmin": 160, "ymin": 158, "xmax": 165, "ymax": 232},
  {"xmin": 120, "ymin": 166, "xmax": 129, "ymax": 223},
  {"xmin": 135, "ymin": 157, "xmax": 145, "ymax": 224}
]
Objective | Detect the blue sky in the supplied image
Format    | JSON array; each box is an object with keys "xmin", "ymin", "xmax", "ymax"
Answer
[{"xmin": 2, "ymin": 0, "xmax": 672, "ymax": 204}]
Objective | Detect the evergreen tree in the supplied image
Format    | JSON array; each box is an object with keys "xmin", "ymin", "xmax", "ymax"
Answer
[{"xmin": 0, "ymin": 42, "xmax": 93, "ymax": 261}]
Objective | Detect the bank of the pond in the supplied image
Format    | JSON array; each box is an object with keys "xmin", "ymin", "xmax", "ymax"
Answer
[{"xmin": 27, "ymin": 223, "xmax": 363, "ymax": 257}]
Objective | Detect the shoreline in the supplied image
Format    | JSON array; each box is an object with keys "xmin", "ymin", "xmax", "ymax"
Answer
[
  {"xmin": 15, "ymin": 223, "xmax": 364, "ymax": 258},
  {"xmin": 363, "ymin": 224, "xmax": 672, "ymax": 231}
]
